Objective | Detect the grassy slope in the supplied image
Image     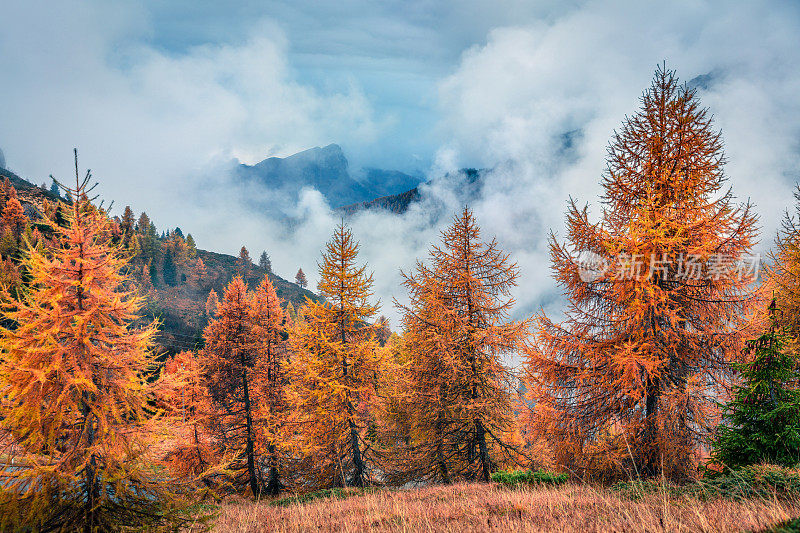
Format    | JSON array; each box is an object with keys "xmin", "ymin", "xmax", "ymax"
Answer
[{"xmin": 207, "ymin": 482, "xmax": 800, "ymax": 533}]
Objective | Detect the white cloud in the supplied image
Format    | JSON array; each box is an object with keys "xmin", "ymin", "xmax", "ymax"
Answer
[
  {"xmin": 432, "ymin": 0, "xmax": 800, "ymax": 322},
  {"xmin": 0, "ymin": 0, "xmax": 379, "ymax": 230},
  {"xmin": 1, "ymin": 0, "xmax": 799, "ymax": 335}
]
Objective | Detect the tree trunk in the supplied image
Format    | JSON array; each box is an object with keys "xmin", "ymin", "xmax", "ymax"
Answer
[
  {"xmin": 642, "ymin": 377, "xmax": 660, "ymax": 477},
  {"xmin": 266, "ymin": 443, "xmax": 281, "ymax": 495},
  {"xmin": 349, "ymin": 418, "xmax": 365, "ymax": 487},
  {"xmin": 475, "ymin": 418, "xmax": 491, "ymax": 482},
  {"xmin": 82, "ymin": 399, "xmax": 99, "ymax": 533},
  {"xmin": 242, "ymin": 367, "xmax": 260, "ymax": 498}
]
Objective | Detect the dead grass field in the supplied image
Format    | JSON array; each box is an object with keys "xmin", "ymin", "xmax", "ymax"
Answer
[{"xmin": 203, "ymin": 482, "xmax": 800, "ymax": 532}]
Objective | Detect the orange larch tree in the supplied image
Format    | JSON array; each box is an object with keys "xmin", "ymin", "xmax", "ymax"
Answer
[
  {"xmin": 2, "ymin": 197, "xmax": 26, "ymax": 238},
  {"xmin": 250, "ymin": 275, "xmax": 289, "ymax": 495},
  {"xmin": 288, "ymin": 222, "xmax": 383, "ymax": 488},
  {"xmin": 201, "ymin": 276, "xmax": 264, "ymax": 496},
  {"xmin": 159, "ymin": 350, "xmax": 214, "ymax": 481},
  {"xmin": 0, "ymin": 153, "xmax": 193, "ymax": 531},
  {"xmin": 294, "ymin": 268, "xmax": 307, "ymax": 288},
  {"xmin": 395, "ymin": 207, "xmax": 528, "ymax": 483},
  {"xmin": 205, "ymin": 288, "xmax": 219, "ymax": 318},
  {"xmin": 192, "ymin": 257, "xmax": 209, "ymax": 288},
  {"xmin": 236, "ymin": 245, "xmax": 251, "ymax": 277},
  {"xmin": 522, "ymin": 66, "xmax": 759, "ymax": 480}
]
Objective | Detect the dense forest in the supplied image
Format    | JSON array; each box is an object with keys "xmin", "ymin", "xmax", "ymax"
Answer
[{"xmin": 1, "ymin": 67, "xmax": 799, "ymax": 531}]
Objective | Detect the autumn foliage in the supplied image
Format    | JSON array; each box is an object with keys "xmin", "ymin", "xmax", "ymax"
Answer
[
  {"xmin": 2, "ymin": 63, "xmax": 799, "ymax": 530},
  {"xmin": 0, "ymin": 157, "xmax": 194, "ymax": 531},
  {"xmin": 288, "ymin": 222, "xmax": 383, "ymax": 488},
  {"xmin": 200, "ymin": 274, "xmax": 290, "ymax": 496},
  {"xmin": 390, "ymin": 207, "xmax": 528, "ymax": 483},
  {"xmin": 522, "ymin": 66, "xmax": 759, "ymax": 480},
  {"xmin": 159, "ymin": 350, "xmax": 214, "ymax": 481}
]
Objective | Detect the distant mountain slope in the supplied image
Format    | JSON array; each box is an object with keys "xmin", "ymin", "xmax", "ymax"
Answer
[
  {"xmin": 341, "ymin": 168, "xmax": 485, "ymax": 215},
  {"xmin": 145, "ymin": 250, "xmax": 317, "ymax": 354},
  {"xmin": 236, "ymin": 144, "xmax": 423, "ymax": 208},
  {"xmin": 341, "ymin": 187, "xmax": 422, "ymax": 215},
  {"xmin": 0, "ymin": 164, "xmax": 62, "ymax": 218}
]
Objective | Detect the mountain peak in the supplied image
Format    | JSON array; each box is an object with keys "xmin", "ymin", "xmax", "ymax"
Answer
[
  {"xmin": 319, "ymin": 143, "xmax": 343, "ymax": 155},
  {"xmin": 237, "ymin": 144, "xmax": 422, "ymax": 209},
  {"xmin": 286, "ymin": 143, "xmax": 347, "ymax": 171}
]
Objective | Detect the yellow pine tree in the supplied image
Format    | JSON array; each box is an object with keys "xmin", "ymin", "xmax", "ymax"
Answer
[
  {"xmin": 0, "ymin": 153, "xmax": 194, "ymax": 531},
  {"xmin": 288, "ymin": 222, "xmax": 382, "ymax": 488}
]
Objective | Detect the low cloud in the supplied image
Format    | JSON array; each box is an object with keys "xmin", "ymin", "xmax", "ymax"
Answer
[
  {"xmin": 0, "ymin": 0, "xmax": 379, "ymax": 229},
  {"xmin": 2, "ymin": 0, "xmax": 799, "ymax": 335}
]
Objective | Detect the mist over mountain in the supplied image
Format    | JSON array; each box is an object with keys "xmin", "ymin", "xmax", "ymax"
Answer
[
  {"xmin": 341, "ymin": 168, "xmax": 485, "ymax": 215},
  {"xmin": 235, "ymin": 144, "xmax": 422, "ymax": 209}
]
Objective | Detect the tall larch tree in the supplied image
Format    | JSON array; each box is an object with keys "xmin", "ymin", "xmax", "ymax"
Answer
[
  {"xmin": 523, "ymin": 66, "xmax": 759, "ymax": 480},
  {"xmin": 0, "ymin": 152, "xmax": 193, "ymax": 531},
  {"xmin": 201, "ymin": 276, "xmax": 264, "ymax": 496},
  {"xmin": 288, "ymin": 222, "xmax": 382, "ymax": 488},
  {"xmin": 186, "ymin": 233, "xmax": 197, "ymax": 258},
  {"xmin": 251, "ymin": 276, "xmax": 289, "ymax": 494},
  {"xmin": 190, "ymin": 257, "xmax": 209, "ymax": 289},
  {"xmin": 395, "ymin": 207, "xmax": 527, "ymax": 483},
  {"xmin": 205, "ymin": 289, "xmax": 219, "ymax": 318},
  {"xmin": 2, "ymin": 197, "xmax": 25, "ymax": 238},
  {"xmin": 237, "ymin": 245, "xmax": 252, "ymax": 277}
]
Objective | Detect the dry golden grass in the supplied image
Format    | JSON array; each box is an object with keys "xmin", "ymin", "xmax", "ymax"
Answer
[{"xmin": 205, "ymin": 482, "xmax": 800, "ymax": 532}]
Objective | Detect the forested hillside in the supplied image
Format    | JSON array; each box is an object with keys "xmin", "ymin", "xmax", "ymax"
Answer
[{"xmin": 0, "ymin": 164, "xmax": 317, "ymax": 355}]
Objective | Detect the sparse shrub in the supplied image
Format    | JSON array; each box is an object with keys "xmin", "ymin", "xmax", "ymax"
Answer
[
  {"xmin": 612, "ymin": 464, "xmax": 800, "ymax": 502},
  {"xmin": 698, "ymin": 465, "xmax": 800, "ymax": 500},
  {"xmin": 270, "ymin": 487, "xmax": 379, "ymax": 507},
  {"xmin": 491, "ymin": 469, "xmax": 568, "ymax": 487},
  {"xmin": 762, "ymin": 517, "xmax": 800, "ymax": 533}
]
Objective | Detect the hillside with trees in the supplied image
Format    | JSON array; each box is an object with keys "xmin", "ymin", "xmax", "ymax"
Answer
[{"xmin": 0, "ymin": 163, "xmax": 317, "ymax": 356}]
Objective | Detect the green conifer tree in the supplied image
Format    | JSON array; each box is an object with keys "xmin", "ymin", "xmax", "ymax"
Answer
[{"xmin": 711, "ymin": 300, "xmax": 800, "ymax": 469}]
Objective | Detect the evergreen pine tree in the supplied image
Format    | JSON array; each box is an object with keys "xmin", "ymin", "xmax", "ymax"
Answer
[
  {"xmin": 162, "ymin": 248, "xmax": 177, "ymax": 286},
  {"xmin": 49, "ymin": 178, "xmax": 61, "ymax": 198},
  {"xmin": 259, "ymin": 250, "xmax": 272, "ymax": 273},
  {"xmin": 711, "ymin": 300, "xmax": 800, "ymax": 469}
]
